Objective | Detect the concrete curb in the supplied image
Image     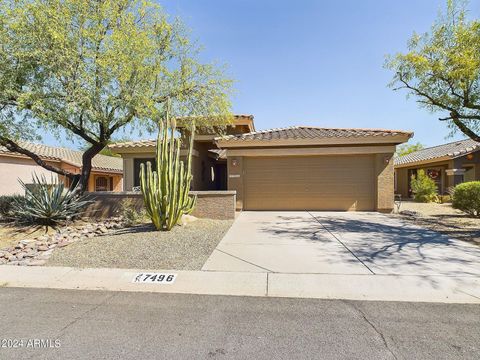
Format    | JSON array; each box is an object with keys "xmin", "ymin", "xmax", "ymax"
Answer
[{"xmin": 0, "ymin": 265, "xmax": 479, "ymax": 303}]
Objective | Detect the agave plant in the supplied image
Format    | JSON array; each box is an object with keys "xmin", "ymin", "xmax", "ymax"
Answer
[{"xmin": 12, "ymin": 174, "xmax": 91, "ymax": 227}]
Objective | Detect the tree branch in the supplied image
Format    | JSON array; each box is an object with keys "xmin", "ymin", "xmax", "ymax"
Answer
[{"xmin": 0, "ymin": 136, "xmax": 76, "ymax": 179}]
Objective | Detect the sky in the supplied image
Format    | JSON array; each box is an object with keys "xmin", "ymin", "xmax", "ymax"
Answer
[{"xmin": 43, "ymin": 0, "xmax": 480, "ymax": 149}]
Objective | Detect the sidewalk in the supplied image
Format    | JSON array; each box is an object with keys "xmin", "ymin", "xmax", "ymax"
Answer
[{"xmin": 0, "ymin": 265, "xmax": 479, "ymax": 303}]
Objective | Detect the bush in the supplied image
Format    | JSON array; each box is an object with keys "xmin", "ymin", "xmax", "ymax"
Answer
[
  {"xmin": 118, "ymin": 199, "xmax": 146, "ymax": 227},
  {"xmin": 12, "ymin": 174, "xmax": 91, "ymax": 227},
  {"xmin": 410, "ymin": 170, "xmax": 438, "ymax": 203},
  {"xmin": 452, "ymin": 181, "xmax": 480, "ymax": 217},
  {"xmin": 437, "ymin": 194, "xmax": 452, "ymax": 204},
  {"xmin": 0, "ymin": 195, "xmax": 25, "ymax": 220}
]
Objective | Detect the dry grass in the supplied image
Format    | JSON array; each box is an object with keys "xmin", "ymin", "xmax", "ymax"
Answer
[
  {"xmin": 0, "ymin": 223, "xmax": 53, "ymax": 249},
  {"xmin": 395, "ymin": 201, "xmax": 480, "ymax": 245}
]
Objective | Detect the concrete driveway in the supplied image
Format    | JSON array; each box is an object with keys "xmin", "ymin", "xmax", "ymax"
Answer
[{"xmin": 202, "ymin": 211, "xmax": 480, "ymax": 276}]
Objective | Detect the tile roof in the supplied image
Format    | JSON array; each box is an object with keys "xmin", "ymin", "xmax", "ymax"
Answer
[
  {"xmin": 108, "ymin": 139, "xmax": 156, "ymax": 150},
  {"xmin": 216, "ymin": 126, "xmax": 412, "ymax": 141},
  {"xmin": 0, "ymin": 142, "xmax": 123, "ymax": 173},
  {"xmin": 395, "ymin": 138, "xmax": 480, "ymax": 166}
]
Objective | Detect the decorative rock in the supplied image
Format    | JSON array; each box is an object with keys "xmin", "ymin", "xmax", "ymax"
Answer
[
  {"xmin": 20, "ymin": 239, "xmax": 36, "ymax": 245},
  {"xmin": 98, "ymin": 226, "xmax": 108, "ymax": 234}
]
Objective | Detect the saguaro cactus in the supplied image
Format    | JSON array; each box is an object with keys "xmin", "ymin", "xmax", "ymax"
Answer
[{"xmin": 139, "ymin": 112, "xmax": 196, "ymax": 231}]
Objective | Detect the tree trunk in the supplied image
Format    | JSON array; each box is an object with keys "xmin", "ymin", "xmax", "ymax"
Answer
[{"xmin": 77, "ymin": 143, "xmax": 106, "ymax": 193}]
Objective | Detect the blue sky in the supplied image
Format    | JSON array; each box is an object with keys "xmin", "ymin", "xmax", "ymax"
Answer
[{"xmin": 45, "ymin": 0, "xmax": 479, "ymax": 149}]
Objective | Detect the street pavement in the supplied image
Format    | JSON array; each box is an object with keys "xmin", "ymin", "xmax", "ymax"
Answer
[{"xmin": 0, "ymin": 287, "xmax": 478, "ymax": 360}]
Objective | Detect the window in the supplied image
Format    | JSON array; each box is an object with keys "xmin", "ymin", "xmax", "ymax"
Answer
[
  {"xmin": 133, "ymin": 158, "xmax": 156, "ymax": 187},
  {"xmin": 95, "ymin": 176, "xmax": 109, "ymax": 191}
]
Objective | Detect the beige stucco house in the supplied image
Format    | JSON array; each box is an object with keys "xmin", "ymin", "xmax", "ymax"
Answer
[
  {"xmin": 110, "ymin": 116, "xmax": 412, "ymax": 213},
  {"xmin": 0, "ymin": 142, "xmax": 123, "ymax": 195},
  {"xmin": 394, "ymin": 139, "xmax": 480, "ymax": 198}
]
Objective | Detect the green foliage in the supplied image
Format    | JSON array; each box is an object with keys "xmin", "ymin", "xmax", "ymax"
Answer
[
  {"xmin": 396, "ymin": 142, "xmax": 424, "ymax": 157},
  {"xmin": 140, "ymin": 105, "xmax": 196, "ymax": 231},
  {"xmin": 438, "ymin": 194, "xmax": 452, "ymax": 204},
  {"xmin": 386, "ymin": 0, "xmax": 480, "ymax": 141},
  {"xmin": 12, "ymin": 174, "xmax": 91, "ymax": 227},
  {"xmin": 452, "ymin": 181, "xmax": 480, "ymax": 216},
  {"xmin": 0, "ymin": 195, "xmax": 25, "ymax": 220},
  {"xmin": 411, "ymin": 170, "xmax": 439, "ymax": 202},
  {"xmin": 0, "ymin": 0, "xmax": 233, "ymax": 191},
  {"xmin": 118, "ymin": 199, "xmax": 147, "ymax": 227}
]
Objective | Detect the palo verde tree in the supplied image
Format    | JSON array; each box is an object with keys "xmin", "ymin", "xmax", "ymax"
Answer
[
  {"xmin": 0, "ymin": 0, "xmax": 232, "ymax": 192},
  {"xmin": 386, "ymin": 0, "xmax": 480, "ymax": 141}
]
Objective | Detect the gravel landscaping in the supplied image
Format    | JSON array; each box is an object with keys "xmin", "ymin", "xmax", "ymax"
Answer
[
  {"xmin": 46, "ymin": 219, "xmax": 233, "ymax": 270},
  {"xmin": 394, "ymin": 201, "xmax": 480, "ymax": 245}
]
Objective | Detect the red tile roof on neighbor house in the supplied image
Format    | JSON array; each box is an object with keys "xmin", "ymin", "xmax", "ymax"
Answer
[
  {"xmin": 395, "ymin": 138, "xmax": 480, "ymax": 167},
  {"xmin": 216, "ymin": 126, "xmax": 413, "ymax": 142},
  {"xmin": 0, "ymin": 142, "xmax": 123, "ymax": 173}
]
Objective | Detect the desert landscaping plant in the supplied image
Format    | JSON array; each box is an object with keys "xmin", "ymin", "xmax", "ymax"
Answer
[
  {"xmin": 387, "ymin": 0, "xmax": 480, "ymax": 142},
  {"xmin": 118, "ymin": 199, "xmax": 147, "ymax": 227},
  {"xmin": 452, "ymin": 181, "xmax": 480, "ymax": 217},
  {"xmin": 12, "ymin": 174, "xmax": 91, "ymax": 227},
  {"xmin": 0, "ymin": 195, "xmax": 25, "ymax": 221},
  {"xmin": 140, "ymin": 110, "xmax": 196, "ymax": 231},
  {"xmin": 411, "ymin": 170, "xmax": 438, "ymax": 203}
]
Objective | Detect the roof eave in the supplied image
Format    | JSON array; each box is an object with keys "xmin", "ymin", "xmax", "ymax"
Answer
[{"xmin": 215, "ymin": 134, "xmax": 412, "ymax": 148}]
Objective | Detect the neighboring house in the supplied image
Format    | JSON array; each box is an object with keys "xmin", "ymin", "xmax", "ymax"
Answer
[
  {"xmin": 394, "ymin": 139, "xmax": 480, "ymax": 198},
  {"xmin": 0, "ymin": 142, "xmax": 123, "ymax": 195},
  {"xmin": 111, "ymin": 115, "xmax": 412, "ymax": 212}
]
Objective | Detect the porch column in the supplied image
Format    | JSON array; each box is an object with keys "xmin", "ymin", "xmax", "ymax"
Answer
[{"xmin": 445, "ymin": 168, "xmax": 465, "ymax": 188}]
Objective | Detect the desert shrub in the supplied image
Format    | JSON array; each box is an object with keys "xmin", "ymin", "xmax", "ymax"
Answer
[
  {"xmin": 118, "ymin": 199, "xmax": 146, "ymax": 226},
  {"xmin": 0, "ymin": 195, "xmax": 25, "ymax": 220},
  {"xmin": 437, "ymin": 194, "xmax": 452, "ymax": 204},
  {"xmin": 12, "ymin": 174, "xmax": 91, "ymax": 227},
  {"xmin": 452, "ymin": 181, "xmax": 480, "ymax": 217},
  {"xmin": 410, "ymin": 170, "xmax": 438, "ymax": 203}
]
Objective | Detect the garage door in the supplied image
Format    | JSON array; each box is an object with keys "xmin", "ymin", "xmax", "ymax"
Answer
[{"xmin": 244, "ymin": 155, "xmax": 375, "ymax": 211}]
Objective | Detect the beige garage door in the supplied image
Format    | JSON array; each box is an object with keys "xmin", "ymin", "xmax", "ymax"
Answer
[{"xmin": 244, "ymin": 155, "xmax": 376, "ymax": 211}]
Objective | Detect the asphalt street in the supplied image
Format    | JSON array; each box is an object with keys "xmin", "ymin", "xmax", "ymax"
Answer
[{"xmin": 0, "ymin": 288, "xmax": 478, "ymax": 359}]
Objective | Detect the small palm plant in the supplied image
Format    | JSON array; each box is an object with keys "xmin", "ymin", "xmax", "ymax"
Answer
[
  {"xmin": 12, "ymin": 174, "xmax": 91, "ymax": 228},
  {"xmin": 139, "ymin": 109, "xmax": 196, "ymax": 231}
]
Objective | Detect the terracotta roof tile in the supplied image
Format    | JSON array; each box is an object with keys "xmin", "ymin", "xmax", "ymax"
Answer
[
  {"xmin": 394, "ymin": 139, "xmax": 480, "ymax": 166},
  {"xmin": 216, "ymin": 126, "xmax": 412, "ymax": 141},
  {"xmin": 0, "ymin": 142, "xmax": 123, "ymax": 172}
]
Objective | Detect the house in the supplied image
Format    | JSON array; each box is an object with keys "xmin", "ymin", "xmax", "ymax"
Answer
[
  {"xmin": 0, "ymin": 142, "xmax": 123, "ymax": 195},
  {"xmin": 394, "ymin": 138, "xmax": 480, "ymax": 198},
  {"xmin": 110, "ymin": 115, "xmax": 412, "ymax": 213}
]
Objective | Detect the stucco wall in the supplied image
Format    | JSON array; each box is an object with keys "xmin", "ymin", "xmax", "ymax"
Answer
[
  {"xmin": 83, "ymin": 191, "xmax": 236, "ymax": 220},
  {"xmin": 0, "ymin": 156, "xmax": 60, "ymax": 195}
]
